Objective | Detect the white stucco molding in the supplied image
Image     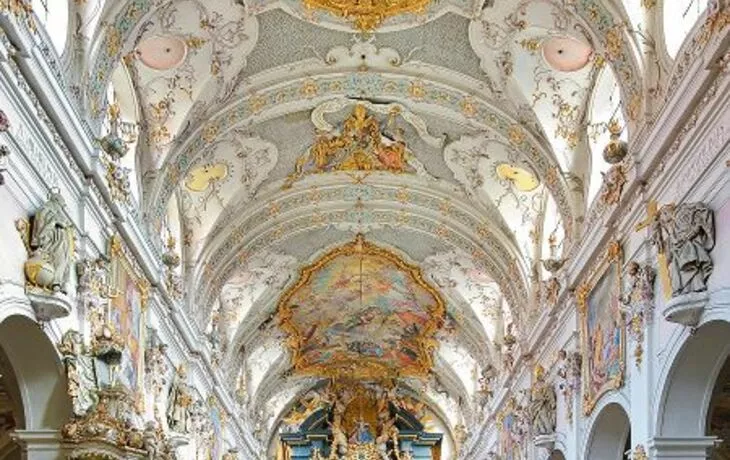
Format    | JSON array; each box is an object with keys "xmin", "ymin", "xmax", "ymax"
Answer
[
  {"xmin": 0, "ymin": 280, "xmax": 33, "ymax": 324},
  {"xmin": 647, "ymin": 436, "xmax": 720, "ymax": 459}
]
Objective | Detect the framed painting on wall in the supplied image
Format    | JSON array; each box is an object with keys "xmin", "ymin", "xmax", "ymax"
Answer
[
  {"xmin": 496, "ymin": 398, "xmax": 524, "ymax": 460},
  {"xmin": 577, "ymin": 241, "xmax": 625, "ymax": 416},
  {"xmin": 109, "ymin": 235, "xmax": 149, "ymax": 410},
  {"xmin": 209, "ymin": 396, "xmax": 225, "ymax": 459}
]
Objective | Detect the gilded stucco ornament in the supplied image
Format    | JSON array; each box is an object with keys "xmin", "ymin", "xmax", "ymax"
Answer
[
  {"xmin": 620, "ymin": 262, "xmax": 656, "ymax": 368},
  {"xmin": 77, "ymin": 256, "xmax": 112, "ymax": 337},
  {"xmin": 0, "ymin": 0, "xmax": 36, "ymax": 32},
  {"xmin": 476, "ymin": 364, "xmax": 497, "ymax": 410},
  {"xmin": 541, "ymin": 277, "xmax": 560, "ymax": 307},
  {"xmin": 599, "ymin": 164, "xmax": 626, "ymax": 206},
  {"xmin": 222, "ymin": 449, "xmax": 239, "ymax": 460},
  {"xmin": 301, "ymin": 0, "xmax": 432, "ymax": 30},
  {"xmin": 62, "ymin": 385, "xmax": 148, "ymax": 455},
  {"xmin": 453, "ymin": 423, "xmax": 469, "ymax": 456},
  {"xmin": 633, "ymin": 444, "xmax": 648, "ymax": 460},
  {"xmin": 161, "ymin": 236, "xmax": 183, "ymax": 300},
  {"xmin": 60, "ymin": 328, "xmax": 169, "ymax": 457},
  {"xmin": 284, "ymin": 104, "xmax": 415, "ymax": 189},
  {"xmin": 556, "ymin": 349, "xmax": 581, "ymax": 425},
  {"xmin": 602, "ymin": 119, "xmax": 628, "ymax": 164}
]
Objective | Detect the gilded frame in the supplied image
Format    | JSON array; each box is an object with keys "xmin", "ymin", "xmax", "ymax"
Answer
[
  {"xmin": 496, "ymin": 398, "xmax": 523, "ymax": 460},
  {"xmin": 276, "ymin": 234, "xmax": 445, "ymax": 380},
  {"xmin": 576, "ymin": 241, "xmax": 625, "ymax": 416},
  {"xmin": 108, "ymin": 235, "xmax": 149, "ymax": 408}
]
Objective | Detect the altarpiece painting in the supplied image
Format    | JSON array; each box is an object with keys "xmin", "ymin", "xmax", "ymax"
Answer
[
  {"xmin": 577, "ymin": 241, "xmax": 625, "ymax": 415},
  {"xmin": 109, "ymin": 235, "xmax": 149, "ymax": 409}
]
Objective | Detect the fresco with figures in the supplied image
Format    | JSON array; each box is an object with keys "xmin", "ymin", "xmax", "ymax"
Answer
[
  {"xmin": 109, "ymin": 238, "xmax": 147, "ymax": 402},
  {"xmin": 277, "ymin": 235, "xmax": 445, "ymax": 379},
  {"xmin": 580, "ymin": 243, "xmax": 625, "ymax": 415}
]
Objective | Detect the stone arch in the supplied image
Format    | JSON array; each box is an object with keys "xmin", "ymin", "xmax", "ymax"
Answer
[
  {"xmin": 0, "ymin": 315, "xmax": 71, "ymax": 431},
  {"xmin": 707, "ymin": 352, "xmax": 730, "ymax": 458},
  {"xmin": 655, "ymin": 320, "xmax": 730, "ymax": 438},
  {"xmin": 584, "ymin": 402, "xmax": 631, "ymax": 460}
]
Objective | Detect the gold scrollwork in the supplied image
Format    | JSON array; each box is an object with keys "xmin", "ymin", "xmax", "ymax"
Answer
[{"xmin": 302, "ymin": 0, "xmax": 432, "ymax": 31}]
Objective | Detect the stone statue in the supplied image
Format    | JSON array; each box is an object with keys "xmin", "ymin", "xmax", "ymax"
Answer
[
  {"xmin": 145, "ymin": 341, "xmax": 169, "ymax": 422},
  {"xmin": 59, "ymin": 330, "xmax": 98, "ymax": 416},
  {"xmin": 651, "ymin": 202, "xmax": 715, "ymax": 296},
  {"xmin": 24, "ymin": 190, "xmax": 75, "ymax": 293},
  {"xmin": 329, "ymin": 413, "xmax": 348, "ymax": 458},
  {"xmin": 529, "ymin": 366, "xmax": 557, "ymax": 436},
  {"xmin": 166, "ymin": 365, "xmax": 193, "ymax": 433}
]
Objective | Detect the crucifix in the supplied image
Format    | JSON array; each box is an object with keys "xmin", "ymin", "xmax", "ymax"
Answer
[{"xmin": 635, "ymin": 200, "xmax": 672, "ymax": 300}]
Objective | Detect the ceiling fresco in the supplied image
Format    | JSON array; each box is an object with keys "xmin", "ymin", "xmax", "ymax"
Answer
[
  {"xmin": 78, "ymin": 0, "xmax": 657, "ymax": 453},
  {"xmin": 277, "ymin": 235, "xmax": 445, "ymax": 379}
]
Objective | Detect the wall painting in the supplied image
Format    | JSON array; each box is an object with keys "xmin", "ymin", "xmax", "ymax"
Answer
[
  {"xmin": 109, "ymin": 235, "xmax": 149, "ymax": 410},
  {"xmin": 577, "ymin": 241, "xmax": 625, "ymax": 415}
]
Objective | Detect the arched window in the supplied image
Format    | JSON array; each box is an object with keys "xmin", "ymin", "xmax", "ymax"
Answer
[
  {"xmin": 586, "ymin": 66, "xmax": 626, "ymax": 206},
  {"xmin": 664, "ymin": 0, "xmax": 710, "ymax": 59},
  {"xmin": 32, "ymin": 0, "xmax": 69, "ymax": 56},
  {"xmin": 622, "ymin": 0, "xmax": 645, "ymax": 32}
]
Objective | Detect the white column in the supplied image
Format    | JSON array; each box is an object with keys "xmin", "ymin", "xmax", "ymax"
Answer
[
  {"xmin": 9, "ymin": 430, "xmax": 65, "ymax": 460},
  {"xmin": 648, "ymin": 436, "xmax": 719, "ymax": 459}
]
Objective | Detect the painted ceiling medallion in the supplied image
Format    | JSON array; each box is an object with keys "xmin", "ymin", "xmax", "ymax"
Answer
[
  {"xmin": 185, "ymin": 163, "xmax": 228, "ymax": 192},
  {"xmin": 284, "ymin": 104, "xmax": 415, "ymax": 188},
  {"xmin": 136, "ymin": 36, "xmax": 187, "ymax": 71},
  {"xmin": 301, "ymin": 0, "xmax": 432, "ymax": 31},
  {"xmin": 542, "ymin": 36, "xmax": 593, "ymax": 72},
  {"xmin": 277, "ymin": 234, "xmax": 445, "ymax": 380},
  {"xmin": 496, "ymin": 163, "xmax": 540, "ymax": 192}
]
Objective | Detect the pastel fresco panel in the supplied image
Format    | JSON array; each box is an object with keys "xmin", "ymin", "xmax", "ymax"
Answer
[
  {"xmin": 579, "ymin": 243, "xmax": 624, "ymax": 415},
  {"xmin": 278, "ymin": 236, "xmax": 445, "ymax": 379}
]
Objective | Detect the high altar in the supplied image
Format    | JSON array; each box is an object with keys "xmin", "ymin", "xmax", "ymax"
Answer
[{"xmin": 278, "ymin": 383, "xmax": 442, "ymax": 460}]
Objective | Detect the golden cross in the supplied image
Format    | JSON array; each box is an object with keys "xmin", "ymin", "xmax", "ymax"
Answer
[
  {"xmin": 635, "ymin": 199, "xmax": 672, "ymax": 300},
  {"xmin": 635, "ymin": 200, "xmax": 658, "ymax": 232}
]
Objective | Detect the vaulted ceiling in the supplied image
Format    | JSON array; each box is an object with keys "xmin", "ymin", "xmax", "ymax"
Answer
[{"xmin": 76, "ymin": 0, "xmax": 648, "ymax": 453}]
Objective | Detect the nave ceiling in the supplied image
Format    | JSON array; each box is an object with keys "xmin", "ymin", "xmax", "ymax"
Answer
[{"xmin": 67, "ymin": 0, "xmax": 654, "ymax": 452}]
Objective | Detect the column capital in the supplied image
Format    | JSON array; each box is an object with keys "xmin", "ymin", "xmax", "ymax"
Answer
[
  {"xmin": 648, "ymin": 436, "xmax": 719, "ymax": 458},
  {"xmin": 9, "ymin": 430, "xmax": 65, "ymax": 459}
]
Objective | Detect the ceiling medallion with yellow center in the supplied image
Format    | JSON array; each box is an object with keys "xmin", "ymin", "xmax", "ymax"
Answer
[
  {"xmin": 302, "ymin": 0, "xmax": 433, "ymax": 31},
  {"xmin": 496, "ymin": 163, "xmax": 540, "ymax": 192}
]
